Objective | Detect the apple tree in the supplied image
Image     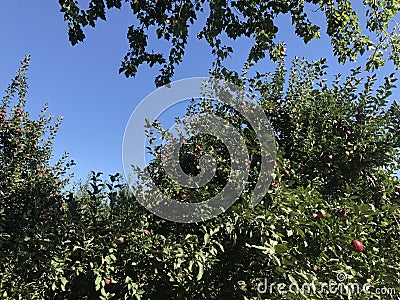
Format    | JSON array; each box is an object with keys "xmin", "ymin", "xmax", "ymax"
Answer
[
  {"xmin": 136, "ymin": 58, "xmax": 400, "ymax": 299},
  {"xmin": 59, "ymin": 0, "xmax": 400, "ymax": 86},
  {"xmin": 0, "ymin": 55, "xmax": 73, "ymax": 298},
  {"xmin": 0, "ymin": 56, "xmax": 399, "ymax": 300}
]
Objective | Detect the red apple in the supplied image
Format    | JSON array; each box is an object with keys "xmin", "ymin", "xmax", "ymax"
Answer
[
  {"xmin": 312, "ymin": 265, "xmax": 318, "ymax": 271},
  {"xmin": 118, "ymin": 236, "xmax": 125, "ymax": 243},
  {"xmin": 318, "ymin": 210, "xmax": 327, "ymax": 218},
  {"xmin": 104, "ymin": 278, "xmax": 111, "ymax": 285},
  {"xmin": 351, "ymin": 240, "xmax": 364, "ymax": 252},
  {"xmin": 172, "ymin": 189, "xmax": 180, "ymax": 197},
  {"xmin": 337, "ymin": 209, "xmax": 347, "ymax": 217}
]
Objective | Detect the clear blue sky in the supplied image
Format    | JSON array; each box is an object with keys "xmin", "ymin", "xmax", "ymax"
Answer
[{"xmin": 0, "ymin": 1, "xmax": 398, "ymax": 184}]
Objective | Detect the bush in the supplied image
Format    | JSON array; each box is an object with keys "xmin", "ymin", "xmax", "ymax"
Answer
[{"xmin": 0, "ymin": 57, "xmax": 399, "ymax": 299}]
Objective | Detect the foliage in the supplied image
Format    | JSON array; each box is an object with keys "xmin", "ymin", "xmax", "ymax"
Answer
[
  {"xmin": 0, "ymin": 55, "xmax": 74, "ymax": 298},
  {"xmin": 139, "ymin": 58, "xmax": 400, "ymax": 299},
  {"xmin": 1, "ymin": 57, "xmax": 400, "ymax": 299},
  {"xmin": 58, "ymin": 0, "xmax": 400, "ymax": 86}
]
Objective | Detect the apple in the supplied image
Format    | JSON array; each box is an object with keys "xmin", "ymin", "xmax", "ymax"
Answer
[
  {"xmin": 328, "ymin": 154, "xmax": 333, "ymax": 160},
  {"xmin": 172, "ymin": 189, "xmax": 180, "ymax": 197},
  {"xmin": 318, "ymin": 210, "xmax": 327, "ymax": 218},
  {"xmin": 118, "ymin": 236, "xmax": 125, "ymax": 243},
  {"xmin": 104, "ymin": 278, "xmax": 111, "ymax": 285},
  {"xmin": 337, "ymin": 209, "xmax": 347, "ymax": 217},
  {"xmin": 312, "ymin": 212, "xmax": 318, "ymax": 220},
  {"xmin": 351, "ymin": 240, "xmax": 364, "ymax": 252},
  {"xmin": 312, "ymin": 265, "xmax": 318, "ymax": 272}
]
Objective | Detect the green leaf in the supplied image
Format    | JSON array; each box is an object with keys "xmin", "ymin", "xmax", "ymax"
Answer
[
  {"xmin": 196, "ymin": 261, "xmax": 204, "ymax": 281},
  {"xmin": 274, "ymin": 243, "xmax": 288, "ymax": 254},
  {"xmin": 288, "ymin": 274, "xmax": 298, "ymax": 286},
  {"xmin": 95, "ymin": 276, "xmax": 102, "ymax": 288},
  {"xmin": 60, "ymin": 276, "xmax": 67, "ymax": 285},
  {"xmin": 204, "ymin": 233, "xmax": 210, "ymax": 245},
  {"xmin": 294, "ymin": 225, "xmax": 306, "ymax": 240}
]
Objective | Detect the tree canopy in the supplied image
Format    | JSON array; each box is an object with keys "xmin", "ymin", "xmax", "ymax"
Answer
[{"xmin": 59, "ymin": 0, "xmax": 400, "ymax": 86}]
